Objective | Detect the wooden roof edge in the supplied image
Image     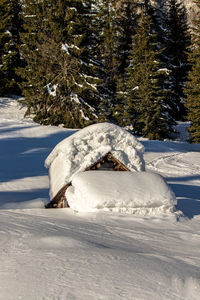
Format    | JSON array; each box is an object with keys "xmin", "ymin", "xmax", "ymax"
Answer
[
  {"xmin": 45, "ymin": 182, "xmax": 71, "ymax": 208},
  {"xmin": 108, "ymin": 153, "xmax": 130, "ymax": 171},
  {"xmin": 85, "ymin": 152, "xmax": 130, "ymax": 172}
]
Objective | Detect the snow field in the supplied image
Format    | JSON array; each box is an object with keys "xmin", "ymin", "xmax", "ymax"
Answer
[{"xmin": 0, "ymin": 98, "xmax": 200, "ymax": 300}]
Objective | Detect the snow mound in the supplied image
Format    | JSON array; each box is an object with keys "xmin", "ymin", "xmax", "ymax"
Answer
[
  {"xmin": 66, "ymin": 171, "xmax": 176, "ymax": 214},
  {"xmin": 45, "ymin": 122, "xmax": 145, "ymax": 200}
]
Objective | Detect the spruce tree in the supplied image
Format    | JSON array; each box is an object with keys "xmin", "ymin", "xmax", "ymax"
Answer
[
  {"xmin": 144, "ymin": 1, "xmax": 176, "ymax": 124},
  {"xmin": 95, "ymin": 0, "xmax": 119, "ymax": 121},
  {"xmin": 20, "ymin": 0, "xmax": 102, "ymax": 128},
  {"xmin": 18, "ymin": 0, "xmax": 46, "ymax": 117},
  {"xmin": 164, "ymin": 0, "xmax": 191, "ymax": 120},
  {"xmin": 184, "ymin": 0, "xmax": 200, "ymax": 143},
  {"xmin": 0, "ymin": 0, "xmax": 22, "ymax": 96},
  {"xmin": 124, "ymin": 8, "xmax": 174, "ymax": 140},
  {"xmin": 115, "ymin": 0, "xmax": 137, "ymax": 75},
  {"xmin": 114, "ymin": 0, "xmax": 138, "ymax": 125}
]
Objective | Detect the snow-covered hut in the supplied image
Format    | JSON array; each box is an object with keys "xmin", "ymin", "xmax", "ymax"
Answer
[{"xmin": 45, "ymin": 122, "xmax": 145, "ymax": 208}]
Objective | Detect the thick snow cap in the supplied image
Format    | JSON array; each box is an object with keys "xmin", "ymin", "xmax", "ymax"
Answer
[
  {"xmin": 66, "ymin": 171, "xmax": 177, "ymax": 214},
  {"xmin": 45, "ymin": 122, "xmax": 145, "ymax": 200}
]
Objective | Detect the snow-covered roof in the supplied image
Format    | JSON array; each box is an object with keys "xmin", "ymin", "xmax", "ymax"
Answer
[{"xmin": 45, "ymin": 122, "xmax": 145, "ymax": 200}]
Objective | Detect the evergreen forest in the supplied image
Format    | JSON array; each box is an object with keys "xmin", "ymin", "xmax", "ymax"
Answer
[{"xmin": 0, "ymin": 0, "xmax": 200, "ymax": 142}]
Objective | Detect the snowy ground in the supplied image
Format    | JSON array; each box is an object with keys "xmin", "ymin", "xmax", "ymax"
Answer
[{"xmin": 0, "ymin": 97, "xmax": 200, "ymax": 300}]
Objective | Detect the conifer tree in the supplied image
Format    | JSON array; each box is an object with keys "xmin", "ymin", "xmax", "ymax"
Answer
[
  {"xmin": 124, "ymin": 8, "xmax": 174, "ymax": 140},
  {"xmin": 115, "ymin": 0, "xmax": 137, "ymax": 75},
  {"xmin": 97, "ymin": 0, "xmax": 118, "ymax": 91},
  {"xmin": 95, "ymin": 0, "xmax": 120, "ymax": 122},
  {"xmin": 144, "ymin": 1, "xmax": 176, "ymax": 123},
  {"xmin": 184, "ymin": 0, "xmax": 200, "ymax": 143},
  {"xmin": 18, "ymin": 0, "xmax": 47, "ymax": 117},
  {"xmin": 20, "ymin": 0, "xmax": 102, "ymax": 128},
  {"xmin": 164, "ymin": 0, "xmax": 191, "ymax": 120},
  {"xmin": 0, "ymin": 0, "xmax": 23, "ymax": 96},
  {"xmin": 114, "ymin": 0, "xmax": 138, "ymax": 125}
]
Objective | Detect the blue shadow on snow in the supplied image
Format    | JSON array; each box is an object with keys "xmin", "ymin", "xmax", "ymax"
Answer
[
  {"xmin": 168, "ymin": 179, "xmax": 200, "ymax": 218},
  {"xmin": 0, "ymin": 128, "xmax": 75, "ymax": 207}
]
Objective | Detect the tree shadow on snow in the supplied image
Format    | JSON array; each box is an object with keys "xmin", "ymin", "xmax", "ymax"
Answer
[
  {"xmin": 168, "ymin": 175, "xmax": 200, "ymax": 182},
  {"xmin": 0, "ymin": 129, "xmax": 75, "ymax": 207},
  {"xmin": 0, "ymin": 130, "xmax": 74, "ymax": 182},
  {"xmin": 0, "ymin": 125, "xmax": 38, "ymax": 134},
  {"xmin": 169, "ymin": 181, "xmax": 200, "ymax": 218},
  {"xmin": 141, "ymin": 139, "xmax": 200, "ymax": 153},
  {"xmin": 0, "ymin": 188, "xmax": 49, "ymax": 209}
]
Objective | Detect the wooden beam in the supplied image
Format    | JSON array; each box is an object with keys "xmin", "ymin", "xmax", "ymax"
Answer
[{"xmin": 45, "ymin": 182, "xmax": 71, "ymax": 208}]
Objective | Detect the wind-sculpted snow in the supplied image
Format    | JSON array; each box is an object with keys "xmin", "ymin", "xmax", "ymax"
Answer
[{"xmin": 1, "ymin": 209, "xmax": 200, "ymax": 300}]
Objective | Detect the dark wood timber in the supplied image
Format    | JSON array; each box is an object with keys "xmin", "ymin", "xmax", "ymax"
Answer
[
  {"xmin": 85, "ymin": 152, "xmax": 130, "ymax": 171},
  {"xmin": 45, "ymin": 182, "xmax": 71, "ymax": 208},
  {"xmin": 45, "ymin": 152, "xmax": 130, "ymax": 208}
]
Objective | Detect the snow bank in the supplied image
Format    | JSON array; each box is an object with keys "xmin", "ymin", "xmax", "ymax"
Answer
[
  {"xmin": 45, "ymin": 122, "xmax": 145, "ymax": 200},
  {"xmin": 66, "ymin": 171, "xmax": 176, "ymax": 214}
]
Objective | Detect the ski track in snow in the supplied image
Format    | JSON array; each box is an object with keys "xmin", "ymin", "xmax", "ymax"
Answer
[
  {"xmin": 146, "ymin": 152, "xmax": 200, "ymax": 176},
  {"xmin": 0, "ymin": 98, "xmax": 200, "ymax": 300}
]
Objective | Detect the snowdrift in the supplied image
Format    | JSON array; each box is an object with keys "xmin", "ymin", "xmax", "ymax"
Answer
[{"xmin": 66, "ymin": 171, "xmax": 177, "ymax": 214}]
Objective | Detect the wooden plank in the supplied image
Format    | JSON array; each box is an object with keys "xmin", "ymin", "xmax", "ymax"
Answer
[{"xmin": 45, "ymin": 182, "xmax": 71, "ymax": 208}]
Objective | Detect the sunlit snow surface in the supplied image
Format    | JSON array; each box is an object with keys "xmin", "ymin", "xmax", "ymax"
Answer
[
  {"xmin": 67, "ymin": 171, "xmax": 176, "ymax": 214},
  {"xmin": 0, "ymin": 97, "xmax": 200, "ymax": 300}
]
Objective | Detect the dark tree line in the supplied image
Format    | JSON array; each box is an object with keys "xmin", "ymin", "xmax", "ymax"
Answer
[
  {"xmin": 184, "ymin": 0, "xmax": 200, "ymax": 143},
  {"xmin": 0, "ymin": 0, "xmax": 199, "ymax": 142},
  {"xmin": 0, "ymin": 0, "xmax": 23, "ymax": 95}
]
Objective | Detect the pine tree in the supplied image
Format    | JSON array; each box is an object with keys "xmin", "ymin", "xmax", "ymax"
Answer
[
  {"xmin": 184, "ymin": 0, "xmax": 200, "ymax": 143},
  {"xmin": 0, "ymin": 0, "xmax": 23, "ymax": 96},
  {"xmin": 20, "ymin": 0, "xmax": 102, "ymax": 128},
  {"xmin": 124, "ymin": 8, "xmax": 174, "ymax": 140},
  {"xmin": 164, "ymin": 0, "xmax": 191, "ymax": 120}
]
